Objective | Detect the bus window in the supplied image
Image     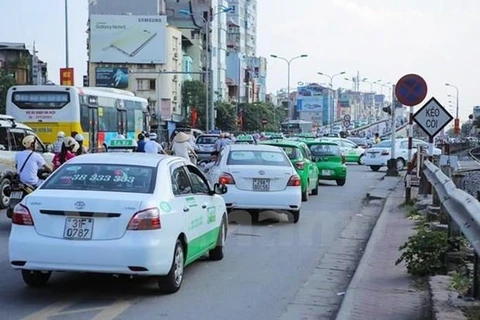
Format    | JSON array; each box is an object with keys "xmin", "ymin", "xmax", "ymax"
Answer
[
  {"xmin": 99, "ymin": 107, "xmax": 116, "ymax": 132},
  {"xmin": 127, "ymin": 108, "xmax": 135, "ymax": 132},
  {"xmin": 80, "ymin": 104, "xmax": 90, "ymax": 132}
]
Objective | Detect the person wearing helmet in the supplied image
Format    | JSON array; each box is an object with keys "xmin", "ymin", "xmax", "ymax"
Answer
[
  {"xmin": 135, "ymin": 132, "xmax": 147, "ymax": 152},
  {"xmin": 74, "ymin": 134, "xmax": 88, "ymax": 155},
  {"xmin": 144, "ymin": 133, "xmax": 165, "ymax": 154},
  {"xmin": 53, "ymin": 131, "xmax": 66, "ymax": 153},
  {"xmin": 53, "ymin": 137, "xmax": 80, "ymax": 170},
  {"xmin": 15, "ymin": 135, "xmax": 53, "ymax": 187}
]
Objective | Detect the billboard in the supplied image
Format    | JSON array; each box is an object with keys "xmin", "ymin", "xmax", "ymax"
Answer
[
  {"xmin": 90, "ymin": 14, "xmax": 167, "ymax": 64},
  {"xmin": 60, "ymin": 68, "xmax": 74, "ymax": 86},
  {"xmin": 95, "ymin": 67, "xmax": 129, "ymax": 89},
  {"xmin": 297, "ymin": 96, "xmax": 323, "ymax": 112},
  {"xmin": 297, "ymin": 84, "xmax": 324, "ymax": 97}
]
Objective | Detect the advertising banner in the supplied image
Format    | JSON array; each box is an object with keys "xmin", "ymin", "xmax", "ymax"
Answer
[
  {"xmin": 90, "ymin": 14, "xmax": 167, "ymax": 64},
  {"xmin": 297, "ymin": 96, "xmax": 323, "ymax": 112},
  {"xmin": 60, "ymin": 68, "xmax": 74, "ymax": 86},
  {"xmin": 95, "ymin": 67, "xmax": 129, "ymax": 89}
]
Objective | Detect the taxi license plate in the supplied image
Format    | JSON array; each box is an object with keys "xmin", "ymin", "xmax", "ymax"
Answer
[
  {"xmin": 322, "ymin": 170, "xmax": 331, "ymax": 176},
  {"xmin": 10, "ymin": 191, "xmax": 23, "ymax": 199},
  {"xmin": 63, "ymin": 218, "xmax": 93, "ymax": 240},
  {"xmin": 370, "ymin": 153, "xmax": 376, "ymax": 158},
  {"xmin": 253, "ymin": 178, "xmax": 270, "ymax": 191}
]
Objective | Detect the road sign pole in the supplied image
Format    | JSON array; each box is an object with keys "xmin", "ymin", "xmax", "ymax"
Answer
[
  {"xmin": 386, "ymin": 84, "xmax": 398, "ymax": 177},
  {"xmin": 405, "ymin": 105, "xmax": 414, "ymax": 203}
]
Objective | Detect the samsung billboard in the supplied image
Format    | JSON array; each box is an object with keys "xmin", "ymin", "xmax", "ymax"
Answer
[{"xmin": 89, "ymin": 14, "xmax": 167, "ymax": 64}]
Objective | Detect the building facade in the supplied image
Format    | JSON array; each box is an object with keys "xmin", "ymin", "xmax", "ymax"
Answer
[
  {"xmin": 226, "ymin": 0, "xmax": 256, "ymax": 56},
  {"xmin": 0, "ymin": 42, "xmax": 49, "ymax": 85}
]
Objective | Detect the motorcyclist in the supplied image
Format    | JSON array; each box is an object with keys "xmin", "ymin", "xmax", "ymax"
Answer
[
  {"xmin": 135, "ymin": 132, "xmax": 147, "ymax": 152},
  {"xmin": 53, "ymin": 131, "xmax": 65, "ymax": 153},
  {"xmin": 53, "ymin": 137, "xmax": 80, "ymax": 170},
  {"xmin": 144, "ymin": 133, "xmax": 165, "ymax": 154},
  {"xmin": 15, "ymin": 135, "xmax": 53, "ymax": 187},
  {"xmin": 74, "ymin": 134, "xmax": 88, "ymax": 155},
  {"xmin": 171, "ymin": 132, "xmax": 197, "ymax": 162}
]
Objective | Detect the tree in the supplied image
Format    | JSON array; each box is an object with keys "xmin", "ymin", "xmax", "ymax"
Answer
[
  {"xmin": 215, "ymin": 101, "xmax": 237, "ymax": 132},
  {"xmin": 239, "ymin": 102, "xmax": 283, "ymax": 132},
  {"xmin": 0, "ymin": 70, "xmax": 16, "ymax": 114},
  {"xmin": 181, "ymin": 80, "xmax": 206, "ymax": 130}
]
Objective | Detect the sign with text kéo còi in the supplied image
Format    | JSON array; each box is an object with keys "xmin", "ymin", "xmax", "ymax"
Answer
[{"xmin": 413, "ymin": 97, "xmax": 453, "ymax": 138}]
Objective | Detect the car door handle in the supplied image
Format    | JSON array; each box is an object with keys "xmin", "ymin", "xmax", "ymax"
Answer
[{"xmin": 183, "ymin": 207, "xmax": 190, "ymax": 212}]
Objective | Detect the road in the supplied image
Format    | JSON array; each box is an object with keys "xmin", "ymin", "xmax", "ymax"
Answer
[{"xmin": 0, "ymin": 165, "xmax": 383, "ymax": 320}]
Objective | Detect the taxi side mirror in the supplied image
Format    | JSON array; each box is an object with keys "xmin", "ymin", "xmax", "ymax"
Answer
[{"xmin": 213, "ymin": 183, "xmax": 227, "ymax": 195}]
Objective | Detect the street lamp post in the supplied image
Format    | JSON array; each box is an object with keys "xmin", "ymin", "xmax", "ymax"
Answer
[
  {"xmin": 317, "ymin": 71, "xmax": 346, "ymax": 132},
  {"xmin": 65, "ymin": 0, "xmax": 69, "ymax": 67},
  {"xmin": 180, "ymin": 7, "xmax": 232, "ymax": 132},
  {"xmin": 270, "ymin": 54, "xmax": 308, "ymax": 120},
  {"xmin": 445, "ymin": 83, "xmax": 460, "ymax": 136}
]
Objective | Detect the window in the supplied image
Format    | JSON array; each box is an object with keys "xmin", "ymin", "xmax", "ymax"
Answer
[
  {"xmin": 80, "ymin": 104, "xmax": 90, "ymax": 132},
  {"xmin": 309, "ymin": 144, "xmax": 340, "ymax": 156},
  {"xmin": 9, "ymin": 128, "xmax": 27, "ymax": 151},
  {"xmin": 376, "ymin": 140, "xmax": 392, "ymax": 148},
  {"xmin": 227, "ymin": 150, "xmax": 290, "ymax": 166},
  {"xmin": 279, "ymin": 146, "xmax": 301, "ymax": 160},
  {"xmin": 171, "ymin": 167, "xmax": 192, "ymax": 196},
  {"xmin": 0, "ymin": 127, "xmax": 8, "ymax": 150},
  {"xmin": 196, "ymin": 136, "xmax": 218, "ymax": 145},
  {"xmin": 137, "ymin": 79, "xmax": 156, "ymax": 91},
  {"xmin": 187, "ymin": 166, "xmax": 210, "ymax": 194},
  {"xmin": 41, "ymin": 164, "xmax": 156, "ymax": 193},
  {"xmin": 12, "ymin": 91, "xmax": 70, "ymax": 109},
  {"xmin": 98, "ymin": 107, "xmax": 116, "ymax": 132}
]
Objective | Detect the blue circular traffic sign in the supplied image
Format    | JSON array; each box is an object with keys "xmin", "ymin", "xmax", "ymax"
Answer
[{"xmin": 395, "ymin": 74, "xmax": 428, "ymax": 107}]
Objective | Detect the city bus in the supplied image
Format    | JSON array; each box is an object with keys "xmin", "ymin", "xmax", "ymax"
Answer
[
  {"xmin": 6, "ymin": 85, "xmax": 150, "ymax": 149},
  {"xmin": 280, "ymin": 120, "xmax": 313, "ymax": 135}
]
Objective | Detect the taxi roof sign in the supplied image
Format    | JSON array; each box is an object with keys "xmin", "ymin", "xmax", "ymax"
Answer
[
  {"xmin": 237, "ymin": 135, "xmax": 254, "ymax": 141},
  {"xmin": 108, "ymin": 139, "xmax": 137, "ymax": 148}
]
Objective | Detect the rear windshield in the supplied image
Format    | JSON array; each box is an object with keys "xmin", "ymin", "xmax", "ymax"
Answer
[
  {"xmin": 278, "ymin": 146, "xmax": 301, "ymax": 160},
  {"xmin": 309, "ymin": 144, "xmax": 341, "ymax": 156},
  {"xmin": 348, "ymin": 137, "xmax": 366, "ymax": 145},
  {"xmin": 376, "ymin": 140, "xmax": 392, "ymax": 147},
  {"xmin": 227, "ymin": 150, "xmax": 290, "ymax": 166},
  {"xmin": 41, "ymin": 163, "xmax": 156, "ymax": 193},
  {"xmin": 197, "ymin": 136, "xmax": 218, "ymax": 144}
]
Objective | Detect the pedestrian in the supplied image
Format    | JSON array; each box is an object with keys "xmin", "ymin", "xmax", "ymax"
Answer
[
  {"xmin": 171, "ymin": 132, "xmax": 197, "ymax": 163},
  {"xmin": 374, "ymin": 133, "xmax": 381, "ymax": 144}
]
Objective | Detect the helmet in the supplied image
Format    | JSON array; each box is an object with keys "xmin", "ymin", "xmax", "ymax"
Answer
[
  {"xmin": 74, "ymin": 134, "xmax": 84, "ymax": 142},
  {"xmin": 22, "ymin": 135, "xmax": 36, "ymax": 148},
  {"xmin": 64, "ymin": 137, "xmax": 79, "ymax": 153},
  {"xmin": 149, "ymin": 133, "xmax": 158, "ymax": 140},
  {"xmin": 57, "ymin": 131, "xmax": 65, "ymax": 138},
  {"xmin": 117, "ymin": 134, "xmax": 126, "ymax": 139}
]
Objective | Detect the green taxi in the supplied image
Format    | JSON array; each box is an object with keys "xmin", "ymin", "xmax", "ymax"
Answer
[
  {"xmin": 318, "ymin": 137, "xmax": 366, "ymax": 164},
  {"xmin": 260, "ymin": 140, "xmax": 319, "ymax": 201},
  {"xmin": 304, "ymin": 141, "xmax": 347, "ymax": 186},
  {"xmin": 235, "ymin": 134, "xmax": 256, "ymax": 144}
]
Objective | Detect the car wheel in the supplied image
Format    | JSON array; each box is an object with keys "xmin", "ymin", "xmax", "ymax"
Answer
[
  {"xmin": 370, "ymin": 166, "xmax": 381, "ymax": 172},
  {"xmin": 0, "ymin": 178, "xmax": 11, "ymax": 209},
  {"xmin": 311, "ymin": 178, "xmax": 319, "ymax": 195},
  {"xmin": 358, "ymin": 154, "xmax": 365, "ymax": 165},
  {"xmin": 6, "ymin": 207, "xmax": 13, "ymax": 219},
  {"xmin": 250, "ymin": 210, "xmax": 260, "ymax": 224},
  {"xmin": 336, "ymin": 178, "xmax": 346, "ymax": 186},
  {"xmin": 301, "ymin": 184, "xmax": 309, "ymax": 202},
  {"xmin": 21, "ymin": 270, "xmax": 51, "ymax": 287},
  {"xmin": 289, "ymin": 210, "xmax": 300, "ymax": 223},
  {"xmin": 396, "ymin": 158, "xmax": 406, "ymax": 171},
  {"xmin": 158, "ymin": 240, "xmax": 185, "ymax": 294},
  {"xmin": 209, "ymin": 217, "xmax": 227, "ymax": 261}
]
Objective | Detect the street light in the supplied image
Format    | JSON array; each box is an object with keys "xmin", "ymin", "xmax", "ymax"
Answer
[
  {"xmin": 179, "ymin": 7, "xmax": 233, "ymax": 132},
  {"xmin": 317, "ymin": 71, "xmax": 346, "ymax": 132},
  {"xmin": 270, "ymin": 54, "xmax": 308, "ymax": 120},
  {"xmin": 445, "ymin": 83, "xmax": 460, "ymax": 136},
  {"xmin": 65, "ymin": 0, "xmax": 69, "ymax": 67}
]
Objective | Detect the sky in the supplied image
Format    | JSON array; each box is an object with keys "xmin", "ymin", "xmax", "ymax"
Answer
[{"xmin": 1, "ymin": 0, "xmax": 479, "ymax": 122}]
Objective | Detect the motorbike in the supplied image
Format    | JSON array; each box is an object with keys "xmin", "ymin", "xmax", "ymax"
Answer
[{"xmin": 5, "ymin": 169, "xmax": 51, "ymax": 219}]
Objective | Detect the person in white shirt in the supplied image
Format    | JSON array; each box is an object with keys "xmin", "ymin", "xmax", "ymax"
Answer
[
  {"xmin": 15, "ymin": 135, "xmax": 53, "ymax": 187},
  {"xmin": 144, "ymin": 133, "xmax": 165, "ymax": 154},
  {"xmin": 53, "ymin": 131, "xmax": 65, "ymax": 153},
  {"xmin": 202, "ymin": 151, "xmax": 219, "ymax": 172},
  {"xmin": 171, "ymin": 132, "xmax": 197, "ymax": 163}
]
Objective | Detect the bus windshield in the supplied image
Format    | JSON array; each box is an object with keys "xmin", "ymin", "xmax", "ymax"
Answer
[{"xmin": 7, "ymin": 85, "xmax": 150, "ymax": 149}]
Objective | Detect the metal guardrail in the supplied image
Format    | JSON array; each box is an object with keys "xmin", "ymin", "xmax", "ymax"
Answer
[{"xmin": 423, "ymin": 160, "xmax": 480, "ymax": 255}]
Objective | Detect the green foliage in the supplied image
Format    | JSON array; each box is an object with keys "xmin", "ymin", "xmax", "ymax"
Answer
[
  {"xmin": 450, "ymin": 270, "xmax": 470, "ymax": 296},
  {"xmin": 240, "ymin": 102, "xmax": 285, "ymax": 132},
  {"xmin": 181, "ymin": 80, "xmax": 206, "ymax": 130},
  {"xmin": 0, "ymin": 70, "xmax": 16, "ymax": 114},
  {"xmin": 215, "ymin": 101, "xmax": 237, "ymax": 132},
  {"xmin": 395, "ymin": 227, "xmax": 449, "ymax": 276}
]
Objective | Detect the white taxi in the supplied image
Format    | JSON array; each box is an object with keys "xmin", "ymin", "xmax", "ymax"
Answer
[
  {"xmin": 205, "ymin": 144, "xmax": 302, "ymax": 223},
  {"xmin": 319, "ymin": 137, "xmax": 366, "ymax": 164},
  {"xmin": 9, "ymin": 153, "xmax": 228, "ymax": 294}
]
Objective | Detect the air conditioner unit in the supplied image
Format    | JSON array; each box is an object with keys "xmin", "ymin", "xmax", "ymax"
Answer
[
  {"xmin": 173, "ymin": 52, "xmax": 179, "ymax": 58},
  {"xmin": 173, "ymin": 75, "xmax": 178, "ymax": 81},
  {"xmin": 172, "ymin": 95, "xmax": 178, "ymax": 101}
]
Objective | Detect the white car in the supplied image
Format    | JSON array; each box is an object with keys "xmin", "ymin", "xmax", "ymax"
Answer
[
  {"xmin": 319, "ymin": 138, "xmax": 366, "ymax": 164},
  {"xmin": 9, "ymin": 153, "xmax": 228, "ymax": 293},
  {"xmin": 205, "ymin": 144, "xmax": 302, "ymax": 223},
  {"xmin": 363, "ymin": 138, "xmax": 442, "ymax": 171}
]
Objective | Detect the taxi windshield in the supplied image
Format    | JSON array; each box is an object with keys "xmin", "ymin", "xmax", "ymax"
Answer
[{"xmin": 41, "ymin": 163, "xmax": 156, "ymax": 194}]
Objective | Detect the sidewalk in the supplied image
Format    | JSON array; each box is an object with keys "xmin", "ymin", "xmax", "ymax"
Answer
[{"xmin": 335, "ymin": 180, "xmax": 431, "ymax": 319}]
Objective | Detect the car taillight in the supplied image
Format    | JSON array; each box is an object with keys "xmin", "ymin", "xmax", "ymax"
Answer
[
  {"xmin": 287, "ymin": 175, "xmax": 301, "ymax": 187},
  {"xmin": 295, "ymin": 161, "xmax": 305, "ymax": 170},
  {"xmin": 12, "ymin": 204, "xmax": 34, "ymax": 226},
  {"xmin": 127, "ymin": 208, "xmax": 161, "ymax": 230},
  {"xmin": 219, "ymin": 173, "xmax": 235, "ymax": 185},
  {"xmin": 381, "ymin": 149, "xmax": 389, "ymax": 156}
]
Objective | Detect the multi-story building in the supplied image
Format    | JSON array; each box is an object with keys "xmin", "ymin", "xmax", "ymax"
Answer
[
  {"xmin": 0, "ymin": 42, "xmax": 48, "ymax": 85},
  {"xmin": 226, "ymin": 0, "xmax": 256, "ymax": 56},
  {"xmin": 246, "ymin": 56, "xmax": 266, "ymax": 102},
  {"xmin": 88, "ymin": 0, "xmax": 183, "ymax": 135}
]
